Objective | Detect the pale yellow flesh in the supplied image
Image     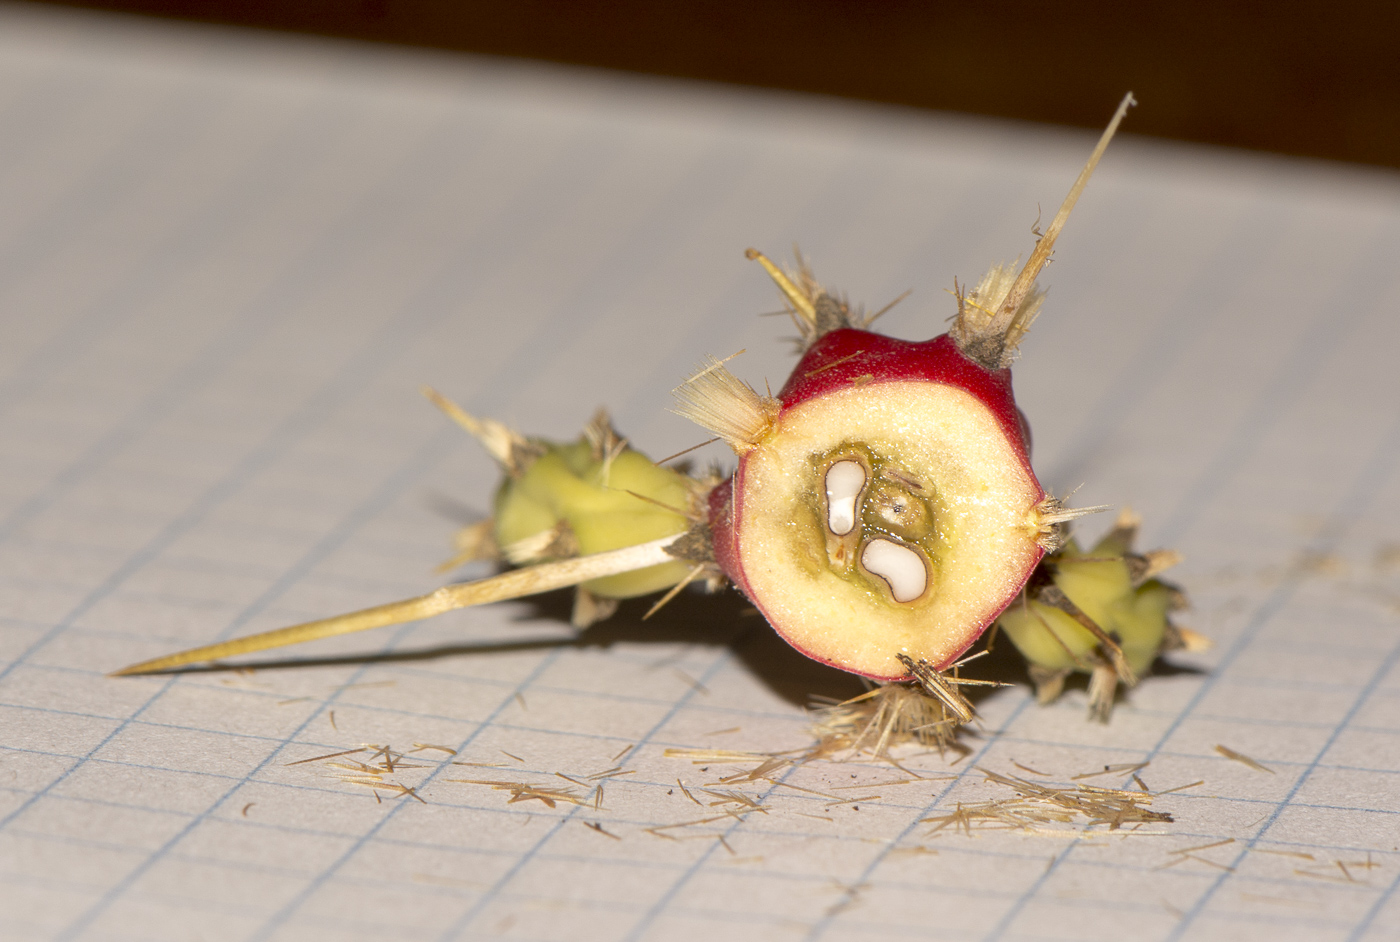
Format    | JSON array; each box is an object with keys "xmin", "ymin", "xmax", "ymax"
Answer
[{"xmin": 738, "ymin": 381, "xmax": 1043, "ymax": 679}]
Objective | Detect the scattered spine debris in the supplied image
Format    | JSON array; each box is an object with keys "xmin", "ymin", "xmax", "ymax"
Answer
[
  {"xmin": 583, "ymin": 821, "xmax": 621, "ymax": 840},
  {"xmin": 1215, "ymin": 744, "xmax": 1275, "ymax": 774},
  {"xmin": 1071, "ymin": 762, "xmax": 1149, "ymax": 781},
  {"xmin": 921, "ymin": 768, "xmax": 1174, "ymax": 834},
  {"xmin": 285, "ymin": 747, "xmax": 366, "ymax": 767},
  {"xmin": 447, "ymin": 779, "xmax": 589, "ymax": 808}
]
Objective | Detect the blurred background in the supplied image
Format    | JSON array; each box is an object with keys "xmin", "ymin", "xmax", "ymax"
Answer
[{"xmin": 32, "ymin": 0, "xmax": 1400, "ymax": 170}]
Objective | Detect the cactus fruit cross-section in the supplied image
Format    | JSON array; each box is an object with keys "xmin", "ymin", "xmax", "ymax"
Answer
[{"xmin": 111, "ymin": 94, "xmax": 1203, "ymax": 726}]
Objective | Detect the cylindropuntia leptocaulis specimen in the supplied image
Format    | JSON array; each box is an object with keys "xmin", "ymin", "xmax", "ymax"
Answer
[{"xmin": 113, "ymin": 93, "xmax": 1207, "ymax": 724}]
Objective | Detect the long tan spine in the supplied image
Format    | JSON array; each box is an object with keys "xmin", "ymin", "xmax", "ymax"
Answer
[{"xmin": 112, "ymin": 537, "xmax": 679, "ymax": 676}]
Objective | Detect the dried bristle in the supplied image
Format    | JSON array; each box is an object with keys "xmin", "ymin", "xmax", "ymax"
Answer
[
  {"xmin": 898, "ymin": 654, "xmax": 976, "ymax": 724},
  {"xmin": 746, "ymin": 248, "xmax": 862, "ymax": 347},
  {"xmin": 502, "ymin": 520, "xmax": 578, "ymax": 565},
  {"xmin": 447, "ymin": 778, "xmax": 591, "ymax": 808},
  {"xmin": 746, "ymin": 248, "xmax": 817, "ymax": 332},
  {"xmin": 1215, "ymin": 744, "xmax": 1274, "ymax": 774},
  {"xmin": 811, "ymin": 684, "xmax": 969, "ymax": 758},
  {"xmin": 1031, "ymin": 495, "xmax": 1111, "ymax": 551},
  {"xmin": 1087, "ymin": 662, "xmax": 1120, "ymax": 723},
  {"xmin": 952, "ymin": 262, "xmax": 1047, "ymax": 369},
  {"xmin": 921, "ymin": 767, "xmax": 1173, "ymax": 834},
  {"xmin": 571, "ymin": 587, "xmax": 618, "ymax": 628},
  {"xmin": 436, "ymin": 518, "xmax": 498, "ymax": 572},
  {"xmin": 1138, "ymin": 549, "xmax": 1184, "ymax": 583},
  {"xmin": 998, "ymin": 91, "xmax": 1136, "ymax": 326},
  {"xmin": 583, "ymin": 409, "xmax": 627, "ymax": 463},
  {"xmin": 952, "ymin": 92, "xmax": 1135, "ymax": 370},
  {"xmin": 670, "ymin": 354, "xmax": 779, "ymax": 454},
  {"xmin": 423, "ymin": 386, "xmax": 540, "ymax": 476},
  {"xmin": 1174, "ymin": 627, "xmax": 1213, "ymax": 653}
]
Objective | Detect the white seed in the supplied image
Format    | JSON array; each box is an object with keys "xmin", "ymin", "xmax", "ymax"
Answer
[
  {"xmin": 824, "ymin": 460, "xmax": 866, "ymax": 535},
  {"xmin": 861, "ymin": 538, "xmax": 928, "ymax": 602}
]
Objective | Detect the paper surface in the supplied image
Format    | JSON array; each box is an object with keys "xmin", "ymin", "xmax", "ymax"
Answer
[{"xmin": 2, "ymin": 5, "xmax": 1400, "ymax": 940}]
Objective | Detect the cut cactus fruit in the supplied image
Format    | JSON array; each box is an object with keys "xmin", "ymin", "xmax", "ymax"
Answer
[
  {"xmin": 110, "ymin": 92, "xmax": 1203, "ymax": 728},
  {"xmin": 700, "ymin": 330, "xmax": 1050, "ymax": 680}
]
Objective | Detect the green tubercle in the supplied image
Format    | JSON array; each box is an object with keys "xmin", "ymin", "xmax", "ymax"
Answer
[
  {"xmin": 493, "ymin": 431, "xmax": 697, "ymax": 599},
  {"xmin": 996, "ymin": 512, "xmax": 1190, "ymax": 717}
]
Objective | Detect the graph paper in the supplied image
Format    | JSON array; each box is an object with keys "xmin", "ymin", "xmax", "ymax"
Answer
[{"xmin": 2, "ymin": 4, "xmax": 1399, "ymax": 940}]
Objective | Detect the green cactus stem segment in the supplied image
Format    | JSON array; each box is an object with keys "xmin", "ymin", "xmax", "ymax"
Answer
[
  {"xmin": 493, "ymin": 437, "xmax": 696, "ymax": 598},
  {"xmin": 998, "ymin": 541, "xmax": 1168, "ymax": 677},
  {"xmin": 996, "ymin": 522, "xmax": 1180, "ymax": 718}
]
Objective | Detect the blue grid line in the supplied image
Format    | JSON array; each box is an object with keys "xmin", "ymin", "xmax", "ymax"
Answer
[
  {"xmin": 0, "ymin": 97, "xmax": 621, "ymax": 687},
  {"xmin": 1158, "ymin": 218, "xmax": 1400, "ymax": 547},
  {"xmin": 614, "ymin": 694, "xmax": 1038, "ymax": 942},
  {"xmin": 9, "ymin": 801, "xmax": 1391, "ymax": 919},
  {"xmin": 1164, "ymin": 643, "xmax": 1400, "ymax": 938},
  {"xmin": 0, "ymin": 65, "xmax": 223, "ymax": 291},
  {"xmin": 13, "ymin": 767, "xmax": 1388, "ymax": 940},
  {"xmin": 0, "ymin": 153, "xmax": 580, "ymax": 820},
  {"xmin": 1154, "ymin": 364, "xmax": 1400, "ymax": 939},
  {"xmin": 970, "ymin": 219, "xmax": 1400, "ymax": 942},
  {"xmin": 608, "ymin": 150, "xmax": 1034, "ymax": 427},
  {"xmin": 433, "ymin": 635, "xmax": 752, "ymax": 942},
  {"xmin": 579, "ymin": 190, "xmax": 1377, "ymax": 940},
  {"xmin": 1350, "ymin": 855, "xmax": 1400, "ymax": 937},
  {"xmin": 19, "ymin": 679, "xmax": 1400, "ymax": 791},
  {"xmin": 3, "ymin": 783, "xmax": 1108, "ymax": 871},
  {"xmin": 3, "ymin": 684, "xmax": 813, "ymax": 752},
  {"xmin": 151, "ymin": 641, "xmax": 773, "ymax": 937},
  {"xmin": 975, "ymin": 588, "xmax": 1375, "ymax": 938},
  {"xmin": 430, "ymin": 124, "xmax": 768, "ymax": 437},
  {"xmin": 254, "ymin": 648, "xmax": 583, "ymax": 938},
  {"xmin": 59, "ymin": 117, "xmax": 806, "ymax": 840},
  {"xmin": 422, "ymin": 139, "xmax": 1181, "ymax": 942},
  {"xmin": 793, "ymin": 695, "xmax": 1036, "ymax": 942},
  {"xmin": 791, "ymin": 227, "xmax": 1342, "ymax": 942},
  {"xmin": 51, "ymin": 434, "xmax": 463, "ymax": 941},
  {"xmin": 0, "ymin": 75, "xmax": 235, "ymax": 414},
  {"xmin": 0, "ymin": 163, "xmax": 457, "ymax": 679},
  {"xmin": 0, "ymin": 95, "xmax": 493, "ymax": 552},
  {"xmin": 40, "ymin": 113, "xmax": 773, "ymax": 935},
  {"xmin": 702, "ymin": 885, "xmax": 1377, "ymax": 934},
  {"xmin": 1045, "ymin": 204, "xmax": 1289, "ymax": 490},
  {"xmin": 65, "ymin": 414, "xmax": 465, "ymax": 747},
  {"xmin": 13, "ymin": 733, "xmax": 1400, "ymax": 935}
]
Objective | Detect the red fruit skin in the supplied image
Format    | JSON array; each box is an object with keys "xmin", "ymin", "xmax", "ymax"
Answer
[
  {"xmin": 779, "ymin": 331, "xmax": 1035, "ymax": 479},
  {"xmin": 708, "ymin": 329, "xmax": 1046, "ymax": 678},
  {"xmin": 708, "ymin": 475, "xmax": 740, "ymax": 589}
]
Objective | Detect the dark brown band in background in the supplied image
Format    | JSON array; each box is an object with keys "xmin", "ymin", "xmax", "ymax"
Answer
[{"xmin": 28, "ymin": 0, "xmax": 1400, "ymax": 170}]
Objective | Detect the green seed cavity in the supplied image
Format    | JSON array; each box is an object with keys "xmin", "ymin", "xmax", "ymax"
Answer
[{"xmin": 813, "ymin": 445, "xmax": 937, "ymax": 604}]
